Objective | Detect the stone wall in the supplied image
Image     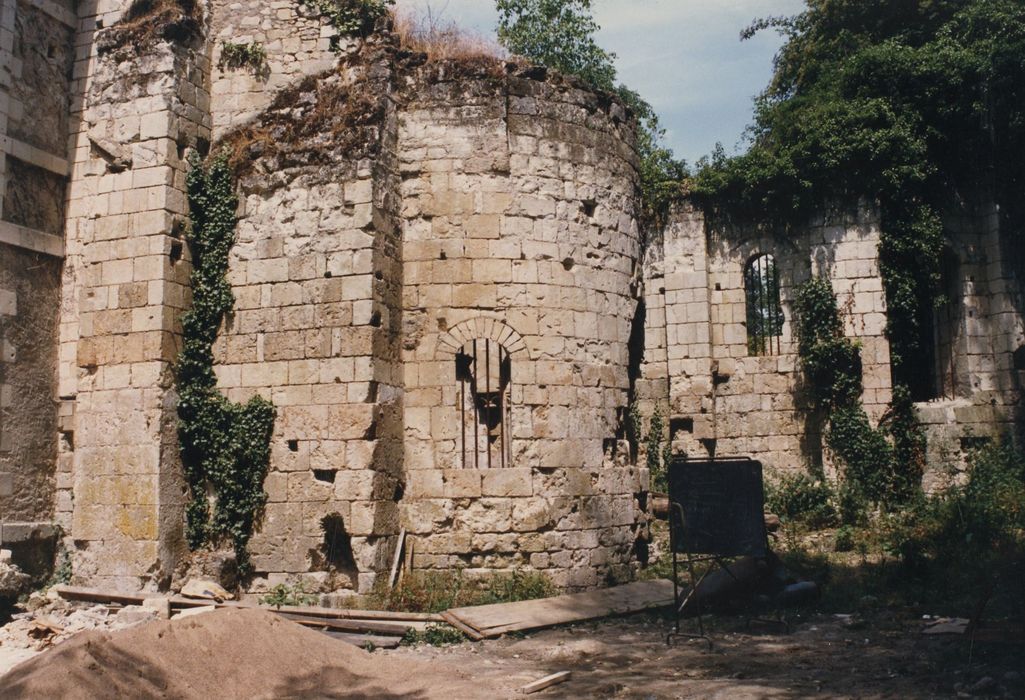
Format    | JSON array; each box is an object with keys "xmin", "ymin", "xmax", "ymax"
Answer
[
  {"xmin": 643, "ymin": 203, "xmax": 891, "ymax": 480},
  {"xmin": 59, "ymin": 0, "xmax": 210, "ymax": 589},
  {"xmin": 203, "ymin": 45, "xmax": 645, "ymax": 592},
  {"xmin": 0, "ymin": 0, "xmax": 74, "ymax": 573},
  {"xmin": 396, "ymin": 63, "xmax": 644, "ymax": 590},
  {"xmin": 207, "ymin": 0, "xmax": 348, "ymax": 141},
  {"xmin": 915, "ymin": 201, "xmax": 1025, "ymax": 488},
  {"xmin": 210, "ymin": 48, "xmax": 402, "ymax": 592},
  {"xmin": 43, "ymin": 5, "xmax": 1024, "ymax": 595}
]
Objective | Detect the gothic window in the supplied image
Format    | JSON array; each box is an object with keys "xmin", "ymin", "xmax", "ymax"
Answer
[
  {"xmin": 745, "ymin": 254, "xmax": 785, "ymax": 356},
  {"xmin": 456, "ymin": 339, "xmax": 512, "ymax": 469}
]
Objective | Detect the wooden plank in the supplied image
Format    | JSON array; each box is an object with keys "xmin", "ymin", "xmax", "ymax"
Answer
[
  {"xmin": 440, "ymin": 611, "xmax": 486, "ymax": 641},
  {"xmin": 520, "ymin": 671, "xmax": 571, "ymax": 695},
  {"xmin": 445, "ymin": 580, "xmax": 674, "ymax": 639},
  {"xmin": 54, "ymin": 586, "xmax": 148, "ymax": 606},
  {"xmin": 55, "ymin": 585, "xmax": 443, "ymax": 623},
  {"xmin": 278, "ymin": 613, "xmax": 411, "ymax": 636},
  {"xmin": 452, "ymin": 582, "xmax": 672, "ymax": 633},
  {"xmin": 320, "ymin": 631, "xmax": 403, "ymax": 649},
  {"xmin": 240, "ymin": 602, "xmax": 442, "ymax": 623},
  {"xmin": 388, "ymin": 529, "xmax": 406, "ymax": 589}
]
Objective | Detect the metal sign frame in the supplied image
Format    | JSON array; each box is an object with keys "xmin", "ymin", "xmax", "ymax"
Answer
[{"xmin": 665, "ymin": 456, "xmax": 771, "ymax": 647}]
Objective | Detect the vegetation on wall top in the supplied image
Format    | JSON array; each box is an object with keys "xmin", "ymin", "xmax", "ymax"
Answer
[
  {"xmin": 692, "ymin": 0, "xmax": 1025, "ymax": 400},
  {"xmin": 495, "ymin": 0, "xmax": 688, "ymax": 235},
  {"xmin": 301, "ymin": 0, "xmax": 394, "ymax": 45},
  {"xmin": 96, "ymin": 0, "xmax": 204, "ymax": 57}
]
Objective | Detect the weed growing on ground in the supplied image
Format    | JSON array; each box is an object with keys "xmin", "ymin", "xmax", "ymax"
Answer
[
  {"xmin": 374, "ymin": 570, "xmax": 556, "ymax": 614},
  {"xmin": 400, "ymin": 623, "xmax": 466, "ymax": 646},
  {"xmin": 765, "ymin": 472, "xmax": 838, "ymax": 528},
  {"xmin": 259, "ymin": 580, "xmax": 317, "ymax": 608}
]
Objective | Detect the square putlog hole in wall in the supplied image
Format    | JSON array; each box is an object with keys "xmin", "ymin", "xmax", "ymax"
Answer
[
  {"xmin": 670, "ymin": 417, "xmax": 694, "ymax": 440},
  {"xmin": 312, "ymin": 469, "xmax": 337, "ymax": 484}
]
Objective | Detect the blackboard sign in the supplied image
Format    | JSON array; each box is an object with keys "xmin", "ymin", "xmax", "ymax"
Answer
[{"xmin": 667, "ymin": 457, "xmax": 767, "ymax": 558}]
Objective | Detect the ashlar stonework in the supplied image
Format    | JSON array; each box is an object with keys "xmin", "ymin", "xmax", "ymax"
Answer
[{"xmin": 0, "ymin": 0, "xmax": 1021, "ymax": 595}]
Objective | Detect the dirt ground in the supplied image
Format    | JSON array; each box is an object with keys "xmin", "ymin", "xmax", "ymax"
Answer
[
  {"xmin": 1, "ymin": 601, "xmax": 1021, "ymax": 698},
  {"xmin": 386, "ymin": 611, "xmax": 1024, "ymax": 699}
]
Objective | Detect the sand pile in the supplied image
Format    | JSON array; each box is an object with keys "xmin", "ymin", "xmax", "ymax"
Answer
[{"xmin": 1, "ymin": 607, "xmax": 495, "ymax": 699}]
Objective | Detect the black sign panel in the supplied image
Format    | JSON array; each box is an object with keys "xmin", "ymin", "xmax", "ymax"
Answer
[{"xmin": 667, "ymin": 457, "xmax": 767, "ymax": 558}]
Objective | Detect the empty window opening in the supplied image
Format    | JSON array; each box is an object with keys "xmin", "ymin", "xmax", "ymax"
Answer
[
  {"xmin": 320, "ymin": 514, "xmax": 356, "ymax": 574},
  {"xmin": 287, "ymin": 439, "xmax": 299, "ymax": 452},
  {"xmin": 456, "ymin": 338, "xmax": 512, "ymax": 469},
  {"xmin": 912, "ymin": 247, "xmax": 963, "ymax": 401},
  {"xmin": 932, "ymin": 248, "xmax": 963, "ymax": 400},
  {"xmin": 745, "ymin": 254, "xmax": 785, "ymax": 356}
]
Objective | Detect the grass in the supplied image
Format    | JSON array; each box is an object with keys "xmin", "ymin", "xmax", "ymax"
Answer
[
  {"xmin": 392, "ymin": 8, "xmax": 504, "ymax": 64},
  {"xmin": 369, "ymin": 569, "xmax": 556, "ymax": 614},
  {"xmin": 96, "ymin": 0, "xmax": 203, "ymax": 56}
]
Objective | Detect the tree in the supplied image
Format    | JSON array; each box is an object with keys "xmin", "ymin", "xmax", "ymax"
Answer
[
  {"xmin": 694, "ymin": 0, "xmax": 1025, "ymax": 398},
  {"xmin": 496, "ymin": 0, "xmax": 687, "ymax": 232},
  {"xmin": 496, "ymin": 0, "xmax": 617, "ymax": 90}
]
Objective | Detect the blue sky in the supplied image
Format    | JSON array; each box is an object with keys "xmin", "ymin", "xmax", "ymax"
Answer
[{"xmin": 393, "ymin": 0, "xmax": 807, "ymax": 166}]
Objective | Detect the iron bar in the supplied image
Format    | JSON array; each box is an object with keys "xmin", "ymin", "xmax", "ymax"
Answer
[
  {"xmin": 485, "ymin": 340, "xmax": 492, "ymax": 470},
  {"xmin": 461, "ymin": 357, "xmax": 466, "ymax": 469},
  {"xmin": 473, "ymin": 340, "xmax": 479, "ymax": 470}
]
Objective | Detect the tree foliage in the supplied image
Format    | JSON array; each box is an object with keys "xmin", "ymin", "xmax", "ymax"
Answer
[
  {"xmin": 694, "ymin": 0, "xmax": 1025, "ymax": 396},
  {"xmin": 496, "ymin": 0, "xmax": 616, "ymax": 88},
  {"xmin": 495, "ymin": 0, "xmax": 687, "ymax": 232}
]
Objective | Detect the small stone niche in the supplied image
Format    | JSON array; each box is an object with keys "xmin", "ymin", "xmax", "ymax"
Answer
[{"xmin": 319, "ymin": 514, "xmax": 357, "ymax": 579}]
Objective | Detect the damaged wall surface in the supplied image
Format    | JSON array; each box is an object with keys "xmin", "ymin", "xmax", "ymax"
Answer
[{"xmin": 0, "ymin": 0, "xmax": 1021, "ymax": 596}]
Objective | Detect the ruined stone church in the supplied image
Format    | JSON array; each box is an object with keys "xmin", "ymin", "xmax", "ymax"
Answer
[{"xmin": 0, "ymin": 0, "xmax": 1021, "ymax": 595}]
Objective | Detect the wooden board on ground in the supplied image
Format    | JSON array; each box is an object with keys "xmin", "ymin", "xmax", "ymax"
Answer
[
  {"xmin": 278, "ymin": 613, "xmax": 412, "ymax": 636},
  {"xmin": 53, "ymin": 586, "xmax": 442, "ymax": 625},
  {"xmin": 520, "ymin": 671, "xmax": 571, "ymax": 694},
  {"xmin": 318, "ymin": 630, "xmax": 403, "ymax": 649},
  {"xmin": 444, "ymin": 579, "xmax": 675, "ymax": 639}
]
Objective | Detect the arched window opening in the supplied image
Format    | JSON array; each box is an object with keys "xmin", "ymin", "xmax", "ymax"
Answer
[
  {"xmin": 745, "ymin": 254, "xmax": 785, "ymax": 356},
  {"xmin": 456, "ymin": 339, "xmax": 512, "ymax": 469}
]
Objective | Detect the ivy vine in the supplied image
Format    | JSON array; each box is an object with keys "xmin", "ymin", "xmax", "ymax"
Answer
[
  {"xmin": 177, "ymin": 153, "xmax": 276, "ymax": 575},
  {"xmin": 794, "ymin": 278, "xmax": 924, "ymax": 522},
  {"xmin": 693, "ymin": 0, "xmax": 1025, "ymax": 403},
  {"xmin": 300, "ymin": 0, "xmax": 393, "ymax": 47}
]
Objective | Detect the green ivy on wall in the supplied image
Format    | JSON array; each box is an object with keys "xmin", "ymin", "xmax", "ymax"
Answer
[
  {"xmin": 692, "ymin": 0, "xmax": 1025, "ymax": 402},
  {"xmin": 177, "ymin": 153, "xmax": 276, "ymax": 575},
  {"xmin": 794, "ymin": 277, "xmax": 924, "ymax": 521}
]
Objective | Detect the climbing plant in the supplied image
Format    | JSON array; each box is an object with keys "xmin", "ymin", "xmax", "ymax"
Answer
[
  {"xmin": 646, "ymin": 404, "xmax": 667, "ymax": 493},
  {"xmin": 693, "ymin": 0, "xmax": 1025, "ymax": 401},
  {"xmin": 177, "ymin": 153, "xmax": 276, "ymax": 575},
  {"xmin": 794, "ymin": 277, "xmax": 924, "ymax": 520}
]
